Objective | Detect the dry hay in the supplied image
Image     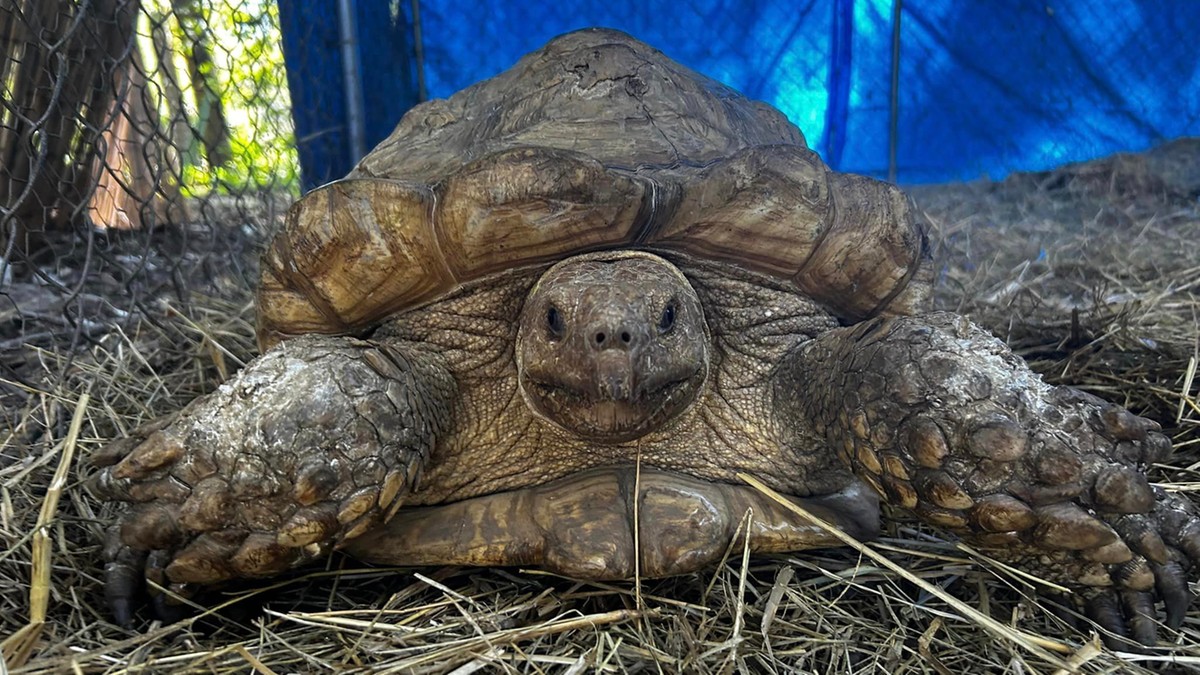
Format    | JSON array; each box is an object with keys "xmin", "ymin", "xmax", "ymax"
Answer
[{"xmin": 1, "ymin": 143, "xmax": 1198, "ymax": 673}]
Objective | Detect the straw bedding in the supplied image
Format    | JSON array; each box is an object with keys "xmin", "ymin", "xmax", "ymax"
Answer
[{"xmin": 2, "ymin": 142, "xmax": 1197, "ymax": 673}]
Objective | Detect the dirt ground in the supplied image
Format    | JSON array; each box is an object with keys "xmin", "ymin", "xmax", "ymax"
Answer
[{"xmin": 1, "ymin": 142, "xmax": 1198, "ymax": 673}]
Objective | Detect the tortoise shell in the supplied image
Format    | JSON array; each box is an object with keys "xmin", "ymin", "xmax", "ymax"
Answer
[{"xmin": 257, "ymin": 28, "xmax": 928, "ymax": 350}]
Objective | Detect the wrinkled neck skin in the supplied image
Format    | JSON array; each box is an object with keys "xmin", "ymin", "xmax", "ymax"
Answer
[
  {"xmin": 374, "ymin": 250, "xmax": 851, "ymax": 505},
  {"xmin": 516, "ymin": 251, "xmax": 711, "ymax": 443}
]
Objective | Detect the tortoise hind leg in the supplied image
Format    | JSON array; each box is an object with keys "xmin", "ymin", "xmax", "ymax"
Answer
[
  {"xmin": 774, "ymin": 311, "xmax": 1199, "ymax": 647},
  {"xmin": 91, "ymin": 335, "xmax": 455, "ymax": 624}
]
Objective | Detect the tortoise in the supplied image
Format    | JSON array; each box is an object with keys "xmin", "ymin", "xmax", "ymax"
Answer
[{"xmin": 93, "ymin": 28, "xmax": 1199, "ymax": 646}]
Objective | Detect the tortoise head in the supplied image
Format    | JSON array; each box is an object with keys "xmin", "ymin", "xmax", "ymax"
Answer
[{"xmin": 516, "ymin": 251, "xmax": 709, "ymax": 442}]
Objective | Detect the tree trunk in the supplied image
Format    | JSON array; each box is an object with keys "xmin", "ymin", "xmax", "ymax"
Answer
[
  {"xmin": 171, "ymin": 0, "xmax": 231, "ymax": 169},
  {"xmin": 0, "ymin": 0, "xmax": 140, "ymax": 260}
]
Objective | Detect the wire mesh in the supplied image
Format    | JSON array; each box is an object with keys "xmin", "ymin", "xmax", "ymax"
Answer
[{"xmin": 1, "ymin": 0, "xmax": 296, "ymax": 424}]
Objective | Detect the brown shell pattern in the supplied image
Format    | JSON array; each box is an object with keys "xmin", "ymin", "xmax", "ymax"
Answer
[{"xmin": 257, "ymin": 28, "xmax": 929, "ymax": 349}]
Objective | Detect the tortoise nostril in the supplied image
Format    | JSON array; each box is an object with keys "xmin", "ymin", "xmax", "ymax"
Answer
[{"xmin": 592, "ymin": 326, "xmax": 637, "ymax": 350}]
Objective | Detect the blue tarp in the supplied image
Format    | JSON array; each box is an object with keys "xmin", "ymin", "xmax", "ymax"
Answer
[{"xmin": 280, "ymin": 0, "xmax": 1200, "ymax": 188}]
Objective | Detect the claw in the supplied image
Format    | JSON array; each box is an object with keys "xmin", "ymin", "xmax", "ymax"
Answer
[
  {"xmin": 1120, "ymin": 590, "xmax": 1157, "ymax": 647},
  {"xmin": 1171, "ymin": 521, "xmax": 1200, "ymax": 564},
  {"xmin": 278, "ymin": 505, "xmax": 339, "ymax": 547},
  {"xmin": 1152, "ymin": 559, "xmax": 1191, "ymax": 629},
  {"xmin": 231, "ymin": 532, "xmax": 299, "ymax": 577},
  {"xmin": 1082, "ymin": 539, "xmax": 1133, "ymax": 564},
  {"xmin": 103, "ymin": 536, "xmax": 146, "ymax": 627},
  {"xmin": 1157, "ymin": 505, "xmax": 1200, "ymax": 565},
  {"xmin": 1111, "ymin": 557, "xmax": 1155, "ymax": 592},
  {"xmin": 112, "ymin": 432, "xmax": 184, "ymax": 479},
  {"xmin": 337, "ymin": 487, "xmax": 380, "ymax": 524},
  {"xmin": 166, "ymin": 533, "xmax": 242, "ymax": 584},
  {"xmin": 1084, "ymin": 590, "xmax": 1128, "ymax": 649},
  {"xmin": 1142, "ymin": 433, "xmax": 1173, "ymax": 465},
  {"xmin": 378, "ymin": 469, "xmax": 406, "ymax": 511},
  {"xmin": 91, "ymin": 437, "xmax": 139, "ymax": 468},
  {"xmin": 125, "ymin": 475, "xmax": 192, "ymax": 503}
]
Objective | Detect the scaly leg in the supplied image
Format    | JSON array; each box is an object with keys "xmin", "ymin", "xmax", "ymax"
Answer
[
  {"xmin": 775, "ymin": 312, "xmax": 1198, "ymax": 646},
  {"xmin": 91, "ymin": 335, "xmax": 455, "ymax": 624}
]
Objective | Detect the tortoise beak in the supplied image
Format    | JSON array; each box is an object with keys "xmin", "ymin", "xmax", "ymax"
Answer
[
  {"xmin": 585, "ymin": 310, "xmax": 651, "ymax": 401},
  {"xmin": 593, "ymin": 350, "xmax": 636, "ymax": 401}
]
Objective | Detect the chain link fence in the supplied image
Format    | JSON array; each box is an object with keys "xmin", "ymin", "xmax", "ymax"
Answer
[{"xmin": 2, "ymin": 0, "xmax": 297, "ymax": 426}]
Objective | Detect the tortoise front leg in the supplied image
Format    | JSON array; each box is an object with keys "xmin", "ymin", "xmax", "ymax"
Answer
[
  {"xmin": 774, "ymin": 311, "xmax": 1199, "ymax": 647},
  {"xmin": 90, "ymin": 335, "xmax": 455, "ymax": 624}
]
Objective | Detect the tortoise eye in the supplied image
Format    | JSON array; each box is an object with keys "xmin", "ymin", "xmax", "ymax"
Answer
[
  {"xmin": 659, "ymin": 302, "xmax": 677, "ymax": 334},
  {"xmin": 546, "ymin": 305, "xmax": 565, "ymax": 338}
]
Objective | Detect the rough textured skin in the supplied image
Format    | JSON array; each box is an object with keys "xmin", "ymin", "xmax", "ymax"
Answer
[
  {"xmin": 92, "ymin": 336, "xmax": 455, "ymax": 621},
  {"xmin": 90, "ymin": 28, "xmax": 1199, "ymax": 645},
  {"xmin": 517, "ymin": 252, "xmax": 711, "ymax": 441},
  {"xmin": 779, "ymin": 312, "xmax": 1198, "ymax": 643}
]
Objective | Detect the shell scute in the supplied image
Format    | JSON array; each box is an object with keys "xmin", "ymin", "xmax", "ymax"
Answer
[
  {"xmin": 258, "ymin": 28, "xmax": 930, "ymax": 347},
  {"xmin": 435, "ymin": 146, "xmax": 648, "ymax": 278},
  {"xmin": 257, "ymin": 179, "xmax": 447, "ymax": 349},
  {"xmin": 651, "ymin": 144, "xmax": 831, "ymax": 279}
]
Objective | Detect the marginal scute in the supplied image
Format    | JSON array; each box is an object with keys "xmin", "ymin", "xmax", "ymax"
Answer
[
  {"xmin": 437, "ymin": 147, "xmax": 648, "ymax": 279},
  {"xmin": 654, "ymin": 144, "xmax": 832, "ymax": 278},
  {"xmin": 792, "ymin": 173, "xmax": 924, "ymax": 321},
  {"xmin": 257, "ymin": 179, "xmax": 446, "ymax": 350},
  {"xmin": 257, "ymin": 30, "xmax": 929, "ymax": 351}
]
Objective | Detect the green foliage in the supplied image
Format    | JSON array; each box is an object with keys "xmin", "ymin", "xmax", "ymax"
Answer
[{"xmin": 145, "ymin": 0, "xmax": 301, "ymax": 197}]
